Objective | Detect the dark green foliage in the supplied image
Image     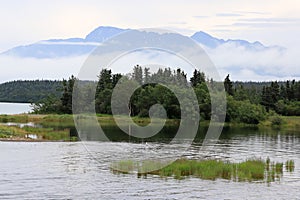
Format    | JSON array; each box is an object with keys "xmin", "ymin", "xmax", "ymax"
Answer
[
  {"xmin": 224, "ymin": 74, "xmax": 234, "ymax": 96},
  {"xmin": 96, "ymin": 69, "xmax": 113, "ymax": 91},
  {"xmin": 32, "ymin": 95, "xmax": 62, "ymax": 114},
  {"xmin": 7, "ymin": 65, "xmax": 299, "ymax": 122},
  {"xmin": 60, "ymin": 75, "xmax": 76, "ymax": 114},
  {"xmin": 261, "ymin": 81, "xmax": 280, "ymax": 111},
  {"xmin": 95, "ymin": 69, "xmax": 114, "ymax": 114},
  {"xmin": 132, "ymin": 65, "xmax": 143, "ymax": 84},
  {"xmin": 0, "ymin": 80, "xmax": 62, "ymax": 103},
  {"xmin": 194, "ymin": 82, "xmax": 211, "ymax": 120},
  {"xmin": 190, "ymin": 69, "xmax": 206, "ymax": 87},
  {"xmin": 270, "ymin": 116, "xmax": 283, "ymax": 126},
  {"xmin": 226, "ymin": 96, "xmax": 266, "ymax": 124},
  {"xmin": 275, "ymin": 100, "xmax": 300, "ymax": 116},
  {"xmin": 32, "ymin": 76, "xmax": 76, "ymax": 114},
  {"xmin": 260, "ymin": 80, "xmax": 300, "ymax": 114}
]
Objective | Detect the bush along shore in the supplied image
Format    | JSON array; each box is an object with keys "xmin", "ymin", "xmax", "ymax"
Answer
[{"xmin": 111, "ymin": 158, "xmax": 295, "ymax": 183}]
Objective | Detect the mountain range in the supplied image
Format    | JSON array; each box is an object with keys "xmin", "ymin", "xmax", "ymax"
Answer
[{"xmin": 1, "ymin": 26, "xmax": 277, "ymax": 59}]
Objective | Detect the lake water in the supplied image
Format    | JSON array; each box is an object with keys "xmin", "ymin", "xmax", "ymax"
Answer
[
  {"xmin": 0, "ymin": 102, "xmax": 32, "ymax": 114},
  {"xmin": 0, "ymin": 127, "xmax": 299, "ymax": 199}
]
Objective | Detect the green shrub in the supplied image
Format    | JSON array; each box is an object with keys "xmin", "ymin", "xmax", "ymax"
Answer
[{"xmin": 271, "ymin": 116, "xmax": 283, "ymax": 126}]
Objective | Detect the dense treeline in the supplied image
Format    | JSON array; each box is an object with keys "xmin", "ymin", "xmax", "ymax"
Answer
[
  {"xmin": 261, "ymin": 80, "xmax": 300, "ymax": 115},
  {"xmin": 0, "ymin": 80, "xmax": 62, "ymax": 103},
  {"xmin": 32, "ymin": 76, "xmax": 76, "ymax": 114},
  {"xmin": 2, "ymin": 66, "xmax": 299, "ymax": 124},
  {"xmin": 94, "ymin": 66, "xmax": 207, "ymax": 120}
]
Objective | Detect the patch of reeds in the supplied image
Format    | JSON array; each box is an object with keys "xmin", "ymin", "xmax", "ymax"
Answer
[
  {"xmin": 0, "ymin": 124, "xmax": 70, "ymax": 141},
  {"xmin": 111, "ymin": 158, "xmax": 295, "ymax": 183},
  {"xmin": 0, "ymin": 114, "xmax": 29, "ymax": 123},
  {"xmin": 285, "ymin": 159, "xmax": 295, "ymax": 172}
]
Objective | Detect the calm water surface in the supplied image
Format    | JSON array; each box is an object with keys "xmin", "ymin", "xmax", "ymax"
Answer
[
  {"xmin": 0, "ymin": 127, "xmax": 299, "ymax": 199},
  {"xmin": 0, "ymin": 102, "xmax": 32, "ymax": 114}
]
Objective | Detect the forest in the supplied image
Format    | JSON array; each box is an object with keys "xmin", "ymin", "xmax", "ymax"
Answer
[
  {"xmin": 0, "ymin": 80, "xmax": 62, "ymax": 103},
  {"xmin": 0, "ymin": 66, "xmax": 299, "ymax": 124},
  {"xmin": 23, "ymin": 65, "xmax": 300, "ymax": 124}
]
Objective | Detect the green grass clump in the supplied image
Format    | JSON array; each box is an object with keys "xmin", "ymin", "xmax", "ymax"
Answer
[
  {"xmin": 111, "ymin": 158, "xmax": 294, "ymax": 183},
  {"xmin": 235, "ymin": 159, "xmax": 265, "ymax": 181},
  {"xmin": 41, "ymin": 115, "xmax": 75, "ymax": 128},
  {"xmin": 0, "ymin": 114, "xmax": 29, "ymax": 123},
  {"xmin": 285, "ymin": 160, "xmax": 295, "ymax": 172}
]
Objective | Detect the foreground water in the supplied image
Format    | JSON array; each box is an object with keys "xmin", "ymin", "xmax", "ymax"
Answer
[{"xmin": 0, "ymin": 128, "xmax": 299, "ymax": 199}]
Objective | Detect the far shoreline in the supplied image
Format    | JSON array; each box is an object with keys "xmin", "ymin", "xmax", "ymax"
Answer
[{"xmin": 1, "ymin": 114, "xmax": 300, "ymax": 142}]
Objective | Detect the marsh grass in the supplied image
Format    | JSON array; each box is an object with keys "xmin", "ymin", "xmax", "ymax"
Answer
[
  {"xmin": 285, "ymin": 160, "xmax": 295, "ymax": 172},
  {"xmin": 111, "ymin": 158, "xmax": 294, "ymax": 183},
  {"xmin": 0, "ymin": 124, "xmax": 70, "ymax": 141},
  {"xmin": 0, "ymin": 114, "xmax": 29, "ymax": 123},
  {"xmin": 260, "ymin": 116, "xmax": 300, "ymax": 131}
]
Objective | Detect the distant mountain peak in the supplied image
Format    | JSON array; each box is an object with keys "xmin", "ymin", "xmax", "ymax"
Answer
[
  {"xmin": 85, "ymin": 26, "xmax": 126, "ymax": 42},
  {"xmin": 191, "ymin": 31, "xmax": 225, "ymax": 48},
  {"xmin": 1, "ymin": 26, "xmax": 277, "ymax": 58}
]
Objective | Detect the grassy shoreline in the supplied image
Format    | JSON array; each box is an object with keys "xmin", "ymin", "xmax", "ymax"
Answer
[{"xmin": 0, "ymin": 114, "xmax": 300, "ymax": 141}]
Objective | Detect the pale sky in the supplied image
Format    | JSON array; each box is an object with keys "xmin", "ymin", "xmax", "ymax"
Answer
[
  {"xmin": 0, "ymin": 0, "xmax": 300, "ymax": 82},
  {"xmin": 1, "ymin": 0, "xmax": 300, "ymax": 51}
]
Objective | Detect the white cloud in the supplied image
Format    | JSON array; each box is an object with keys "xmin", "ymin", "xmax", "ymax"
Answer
[
  {"xmin": 1, "ymin": 40, "xmax": 300, "ymax": 83},
  {"xmin": 0, "ymin": 55, "xmax": 87, "ymax": 83},
  {"xmin": 1, "ymin": 43, "xmax": 298, "ymax": 83},
  {"xmin": 203, "ymin": 43, "xmax": 300, "ymax": 81}
]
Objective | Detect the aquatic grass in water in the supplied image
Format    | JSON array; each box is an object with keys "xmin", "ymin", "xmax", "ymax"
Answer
[
  {"xmin": 111, "ymin": 158, "xmax": 294, "ymax": 183},
  {"xmin": 286, "ymin": 160, "xmax": 295, "ymax": 172},
  {"xmin": 235, "ymin": 159, "xmax": 265, "ymax": 181}
]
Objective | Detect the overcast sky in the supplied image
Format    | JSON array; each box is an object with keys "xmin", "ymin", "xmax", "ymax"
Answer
[{"xmin": 0, "ymin": 0, "xmax": 300, "ymax": 82}]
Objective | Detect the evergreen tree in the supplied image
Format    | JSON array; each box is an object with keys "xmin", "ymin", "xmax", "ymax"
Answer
[
  {"xmin": 112, "ymin": 73, "xmax": 122, "ymax": 88},
  {"xmin": 132, "ymin": 65, "xmax": 143, "ymax": 84},
  {"xmin": 144, "ymin": 67, "xmax": 150, "ymax": 84},
  {"xmin": 95, "ymin": 69, "xmax": 113, "ymax": 114},
  {"xmin": 96, "ymin": 69, "xmax": 112, "ymax": 93},
  {"xmin": 60, "ymin": 75, "xmax": 76, "ymax": 114},
  {"xmin": 224, "ymin": 74, "xmax": 234, "ymax": 96},
  {"xmin": 190, "ymin": 69, "xmax": 205, "ymax": 87}
]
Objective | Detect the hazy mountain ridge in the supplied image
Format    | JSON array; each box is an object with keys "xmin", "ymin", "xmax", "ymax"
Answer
[{"xmin": 1, "ymin": 26, "xmax": 282, "ymax": 58}]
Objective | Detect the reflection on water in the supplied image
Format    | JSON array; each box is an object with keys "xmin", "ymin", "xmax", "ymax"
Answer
[
  {"xmin": 0, "ymin": 127, "xmax": 299, "ymax": 199},
  {"xmin": 2, "ymin": 122, "xmax": 40, "ymax": 128}
]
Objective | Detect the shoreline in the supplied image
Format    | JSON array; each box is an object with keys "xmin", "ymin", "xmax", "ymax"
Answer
[
  {"xmin": 0, "ymin": 138, "xmax": 49, "ymax": 142},
  {"xmin": 1, "ymin": 114, "xmax": 300, "ymax": 142}
]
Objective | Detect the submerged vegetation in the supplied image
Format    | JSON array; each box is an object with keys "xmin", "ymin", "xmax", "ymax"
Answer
[{"xmin": 111, "ymin": 158, "xmax": 295, "ymax": 183}]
